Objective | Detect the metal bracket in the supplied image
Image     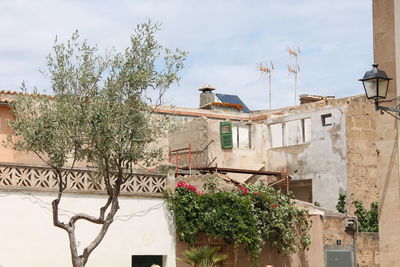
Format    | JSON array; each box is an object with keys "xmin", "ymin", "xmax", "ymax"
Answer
[{"xmin": 375, "ymin": 101, "xmax": 400, "ymax": 120}]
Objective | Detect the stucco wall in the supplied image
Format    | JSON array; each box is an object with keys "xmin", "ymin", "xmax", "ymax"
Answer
[
  {"xmin": 169, "ymin": 117, "xmax": 209, "ymax": 152},
  {"xmin": 0, "ymin": 105, "xmax": 44, "ymax": 165},
  {"xmin": 266, "ymin": 105, "xmax": 348, "ymax": 210},
  {"xmin": 0, "ymin": 191, "xmax": 176, "ymax": 267},
  {"xmin": 168, "ymin": 116, "xmax": 267, "ymax": 181},
  {"xmin": 0, "ymin": 105, "xmax": 89, "ymax": 168},
  {"xmin": 206, "ymin": 120, "xmax": 267, "ymax": 180}
]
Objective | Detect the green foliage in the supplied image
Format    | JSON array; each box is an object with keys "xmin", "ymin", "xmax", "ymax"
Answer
[
  {"xmin": 335, "ymin": 194, "xmax": 379, "ymax": 232},
  {"xmin": 8, "ymin": 21, "xmax": 187, "ymax": 175},
  {"xmin": 6, "ymin": 21, "xmax": 187, "ymax": 267},
  {"xmin": 313, "ymin": 202, "xmax": 321, "ymax": 207},
  {"xmin": 166, "ymin": 182, "xmax": 311, "ymax": 266},
  {"xmin": 336, "ymin": 193, "xmax": 347, "ymax": 214},
  {"xmin": 177, "ymin": 245, "xmax": 228, "ymax": 267},
  {"xmin": 353, "ymin": 201, "xmax": 379, "ymax": 232},
  {"xmin": 202, "ymin": 176, "xmax": 218, "ymax": 193}
]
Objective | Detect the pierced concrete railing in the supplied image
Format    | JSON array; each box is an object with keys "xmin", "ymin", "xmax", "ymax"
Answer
[{"xmin": 0, "ymin": 162, "xmax": 168, "ymax": 197}]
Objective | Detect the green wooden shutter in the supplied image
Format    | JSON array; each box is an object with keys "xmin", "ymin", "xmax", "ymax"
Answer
[{"xmin": 220, "ymin": 121, "xmax": 233, "ymax": 148}]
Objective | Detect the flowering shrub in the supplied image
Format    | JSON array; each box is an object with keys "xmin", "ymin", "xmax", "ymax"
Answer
[
  {"xmin": 238, "ymin": 185, "xmax": 248, "ymax": 195},
  {"xmin": 165, "ymin": 182, "xmax": 311, "ymax": 266},
  {"xmin": 177, "ymin": 181, "xmax": 198, "ymax": 193}
]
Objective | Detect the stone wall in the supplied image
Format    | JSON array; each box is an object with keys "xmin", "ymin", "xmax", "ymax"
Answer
[
  {"xmin": 373, "ymin": 0, "xmax": 400, "ymax": 264},
  {"xmin": 345, "ymin": 95, "xmax": 379, "ymax": 214},
  {"xmin": 356, "ymin": 232, "xmax": 380, "ymax": 267},
  {"xmin": 323, "ymin": 216, "xmax": 355, "ymax": 246}
]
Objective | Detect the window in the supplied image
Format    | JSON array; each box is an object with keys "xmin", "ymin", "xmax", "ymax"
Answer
[
  {"xmin": 220, "ymin": 121, "xmax": 233, "ymax": 149},
  {"xmin": 270, "ymin": 123, "xmax": 283, "ymax": 148},
  {"xmin": 131, "ymin": 255, "xmax": 164, "ymax": 267},
  {"xmin": 303, "ymin": 118, "xmax": 312, "ymax": 142},
  {"xmin": 234, "ymin": 124, "xmax": 251, "ymax": 148},
  {"xmin": 269, "ymin": 118, "xmax": 311, "ymax": 148},
  {"xmin": 285, "ymin": 120, "xmax": 302, "ymax": 146},
  {"xmin": 220, "ymin": 122, "xmax": 251, "ymax": 149},
  {"xmin": 321, "ymin": 113, "xmax": 332, "ymax": 126}
]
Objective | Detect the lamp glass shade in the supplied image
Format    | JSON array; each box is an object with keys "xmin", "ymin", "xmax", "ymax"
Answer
[
  {"xmin": 363, "ymin": 78, "xmax": 377, "ymax": 99},
  {"xmin": 360, "ymin": 64, "xmax": 391, "ymax": 100},
  {"xmin": 378, "ymin": 78, "xmax": 389, "ymax": 98}
]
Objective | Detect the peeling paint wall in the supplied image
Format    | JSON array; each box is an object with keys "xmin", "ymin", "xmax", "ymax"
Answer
[
  {"xmin": 206, "ymin": 120, "xmax": 267, "ymax": 179},
  {"xmin": 168, "ymin": 115, "xmax": 268, "ymax": 181},
  {"xmin": 266, "ymin": 105, "xmax": 348, "ymax": 210},
  {"xmin": 166, "ymin": 95, "xmax": 379, "ymax": 211},
  {"xmin": 168, "ymin": 117, "xmax": 209, "ymax": 152}
]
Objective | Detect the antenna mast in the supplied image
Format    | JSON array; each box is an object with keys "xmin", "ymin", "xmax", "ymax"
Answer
[
  {"xmin": 288, "ymin": 46, "xmax": 301, "ymax": 105},
  {"xmin": 258, "ymin": 61, "xmax": 275, "ymax": 110}
]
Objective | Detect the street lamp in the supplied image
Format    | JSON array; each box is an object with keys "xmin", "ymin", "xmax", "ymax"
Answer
[{"xmin": 359, "ymin": 64, "xmax": 400, "ymax": 118}]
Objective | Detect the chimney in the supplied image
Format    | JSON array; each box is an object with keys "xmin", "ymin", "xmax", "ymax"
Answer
[{"xmin": 199, "ymin": 84, "xmax": 215, "ymax": 108}]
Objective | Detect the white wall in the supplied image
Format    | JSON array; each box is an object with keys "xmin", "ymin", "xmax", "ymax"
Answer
[{"xmin": 0, "ymin": 190, "xmax": 175, "ymax": 267}]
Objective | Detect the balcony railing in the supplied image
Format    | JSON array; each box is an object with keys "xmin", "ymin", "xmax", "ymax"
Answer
[{"xmin": 0, "ymin": 162, "xmax": 167, "ymax": 197}]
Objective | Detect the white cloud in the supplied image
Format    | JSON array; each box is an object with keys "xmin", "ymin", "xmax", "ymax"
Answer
[{"xmin": 0, "ymin": 0, "xmax": 373, "ymax": 110}]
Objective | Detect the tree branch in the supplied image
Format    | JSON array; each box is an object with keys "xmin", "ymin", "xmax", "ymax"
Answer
[
  {"xmin": 52, "ymin": 168, "xmax": 69, "ymax": 231},
  {"xmin": 81, "ymin": 185, "xmax": 121, "ymax": 264},
  {"xmin": 69, "ymin": 213, "xmax": 105, "ymax": 225}
]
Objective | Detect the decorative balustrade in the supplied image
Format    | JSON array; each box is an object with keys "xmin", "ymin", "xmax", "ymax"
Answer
[{"xmin": 0, "ymin": 163, "xmax": 167, "ymax": 197}]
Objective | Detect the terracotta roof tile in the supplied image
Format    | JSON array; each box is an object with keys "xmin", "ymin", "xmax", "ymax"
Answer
[
  {"xmin": 0, "ymin": 90, "xmax": 54, "ymax": 104},
  {"xmin": 0, "ymin": 97, "xmax": 14, "ymax": 104}
]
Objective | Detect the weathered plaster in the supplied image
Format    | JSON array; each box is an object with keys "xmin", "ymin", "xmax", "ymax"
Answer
[{"xmin": 266, "ymin": 106, "xmax": 348, "ymax": 210}]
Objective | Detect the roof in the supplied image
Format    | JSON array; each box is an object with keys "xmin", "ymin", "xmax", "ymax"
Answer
[
  {"xmin": 216, "ymin": 93, "xmax": 251, "ymax": 113},
  {"xmin": 0, "ymin": 90, "xmax": 54, "ymax": 104},
  {"xmin": 0, "ymin": 90, "xmax": 23, "ymax": 104}
]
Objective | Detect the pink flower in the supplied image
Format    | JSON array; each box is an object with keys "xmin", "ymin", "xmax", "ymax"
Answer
[
  {"xmin": 272, "ymin": 204, "xmax": 278, "ymax": 209},
  {"xmin": 176, "ymin": 181, "xmax": 197, "ymax": 193},
  {"xmin": 238, "ymin": 185, "xmax": 248, "ymax": 195},
  {"xmin": 176, "ymin": 181, "xmax": 186, "ymax": 187}
]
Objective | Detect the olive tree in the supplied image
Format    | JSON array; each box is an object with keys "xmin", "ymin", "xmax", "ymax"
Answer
[{"xmin": 7, "ymin": 22, "xmax": 186, "ymax": 267}]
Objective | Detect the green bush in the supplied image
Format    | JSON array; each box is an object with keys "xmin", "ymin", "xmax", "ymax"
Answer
[{"xmin": 165, "ymin": 182, "xmax": 311, "ymax": 265}]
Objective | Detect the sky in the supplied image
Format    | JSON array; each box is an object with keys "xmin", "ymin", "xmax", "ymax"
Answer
[{"xmin": 0, "ymin": 0, "xmax": 373, "ymax": 110}]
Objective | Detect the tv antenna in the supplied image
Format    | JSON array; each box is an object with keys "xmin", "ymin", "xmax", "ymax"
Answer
[
  {"xmin": 288, "ymin": 46, "xmax": 301, "ymax": 105},
  {"xmin": 258, "ymin": 61, "xmax": 275, "ymax": 110}
]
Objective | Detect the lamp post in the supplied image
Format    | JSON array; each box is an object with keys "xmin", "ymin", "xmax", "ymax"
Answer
[{"xmin": 359, "ymin": 64, "xmax": 400, "ymax": 118}]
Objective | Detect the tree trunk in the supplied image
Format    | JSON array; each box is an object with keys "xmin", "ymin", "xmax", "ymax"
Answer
[{"xmin": 72, "ymin": 258, "xmax": 85, "ymax": 267}]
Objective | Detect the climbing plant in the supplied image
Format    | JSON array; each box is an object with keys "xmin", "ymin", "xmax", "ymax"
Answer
[
  {"xmin": 165, "ymin": 181, "xmax": 311, "ymax": 265},
  {"xmin": 335, "ymin": 194, "xmax": 379, "ymax": 232},
  {"xmin": 353, "ymin": 200, "xmax": 379, "ymax": 232},
  {"xmin": 336, "ymin": 193, "xmax": 347, "ymax": 214}
]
